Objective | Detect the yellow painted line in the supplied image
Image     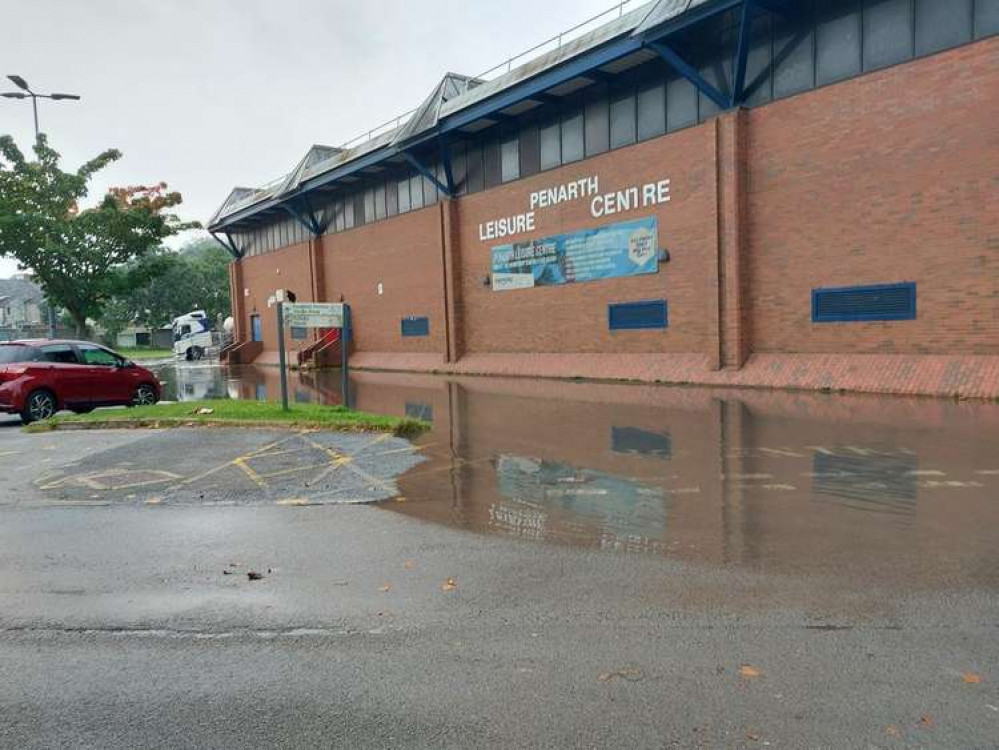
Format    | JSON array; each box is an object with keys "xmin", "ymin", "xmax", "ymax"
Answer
[
  {"xmin": 233, "ymin": 457, "xmax": 267, "ymax": 489},
  {"xmin": 177, "ymin": 433, "xmax": 304, "ymax": 488},
  {"xmin": 258, "ymin": 462, "xmax": 340, "ymax": 480}
]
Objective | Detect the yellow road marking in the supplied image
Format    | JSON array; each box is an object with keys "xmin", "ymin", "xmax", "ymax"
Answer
[{"xmin": 233, "ymin": 457, "xmax": 267, "ymax": 488}]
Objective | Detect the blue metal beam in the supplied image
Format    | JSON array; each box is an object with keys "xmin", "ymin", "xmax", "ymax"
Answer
[
  {"xmin": 647, "ymin": 41, "xmax": 730, "ymax": 111},
  {"xmin": 280, "ymin": 201, "xmax": 320, "ymax": 237},
  {"xmin": 437, "ymin": 137, "xmax": 456, "ymax": 195},
  {"xmin": 210, "ymin": 231, "xmax": 243, "ymax": 260},
  {"xmin": 732, "ymin": 0, "xmax": 753, "ymax": 106},
  {"xmin": 435, "ymin": 35, "xmax": 644, "ymax": 139},
  {"xmin": 402, "ymin": 151, "xmax": 452, "ymax": 197}
]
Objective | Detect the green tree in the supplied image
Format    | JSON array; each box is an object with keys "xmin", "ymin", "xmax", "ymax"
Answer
[
  {"xmin": 0, "ymin": 135, "xmax": 197, "ymax": 336},
  {"xmin": 100, "ymin": 238, "xmax": 232, "ymax": 336}
]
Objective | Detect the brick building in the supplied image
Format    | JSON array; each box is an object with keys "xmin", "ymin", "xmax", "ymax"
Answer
[{"xmin": 209, "ymin": 0, "xmax": 999, "ymax": 398}]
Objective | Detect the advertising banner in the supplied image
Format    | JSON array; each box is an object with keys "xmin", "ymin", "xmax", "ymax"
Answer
[
  {"xmin": 490, "ymin": 216, "xmax": 658, "ymax": 292},
  {"xmin": 283, "ymin": 302, "xmax": 344, "ymax": 329}
]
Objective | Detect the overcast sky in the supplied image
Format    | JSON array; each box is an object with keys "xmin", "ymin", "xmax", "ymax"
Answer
[{"xmin": 0, "ymin": 0, "xmax": 632, "ymax": 278}]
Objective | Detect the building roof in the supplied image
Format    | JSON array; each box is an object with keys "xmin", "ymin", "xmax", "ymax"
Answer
[{"xmin": 209, "ymin": 0, "xmax": 737, "ymax": 232}]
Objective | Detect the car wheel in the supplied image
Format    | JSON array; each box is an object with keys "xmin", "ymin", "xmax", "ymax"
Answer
[
  {"xmin": 21, "ymin": 390, "xmax": 57, "ymax": 424},
  {"xmin": 132, "ymin": 384, "xmax": 158, "ymax": 407},
  {"xmin": 191, "ymin": 346, "xmax": 205, "ymax": 361}
]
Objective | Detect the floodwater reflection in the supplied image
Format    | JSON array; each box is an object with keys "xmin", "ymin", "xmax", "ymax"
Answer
[{"xmin": 152, "ymin": 362, "xmax": 999, "ymax": 589}]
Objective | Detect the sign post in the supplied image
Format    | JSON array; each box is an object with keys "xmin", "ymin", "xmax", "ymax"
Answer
[
  {"xmin": 276, "ymin": 301, "xmax": 289, "ymax": 411},
  {"xmin": 340, "ymin": 304, "xmax": 351, "ymax": 408}
]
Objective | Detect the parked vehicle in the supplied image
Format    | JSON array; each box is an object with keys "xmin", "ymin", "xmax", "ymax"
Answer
[
  {"xmin": 172, "ymin": 310, "xmax": 215, "ymax": 361},
  {"xmin": 0, "ymin": 340, "xmax": 161, "ymax": 424}
]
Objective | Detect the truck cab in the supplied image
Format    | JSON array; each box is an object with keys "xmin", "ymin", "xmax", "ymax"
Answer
[{"xmin": 172, "ymin": 311, "xmax": 215, "ymax": 361}]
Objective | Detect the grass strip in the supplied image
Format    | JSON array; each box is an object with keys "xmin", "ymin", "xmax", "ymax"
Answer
[{"xmin": 28, "ymin": 399, "xmax": 428, "ymax": 438}]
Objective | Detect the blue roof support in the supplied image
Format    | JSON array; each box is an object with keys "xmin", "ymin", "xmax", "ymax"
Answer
[
  {"xmin": 732, "ymin": 0, "xmax": 753, "ymax": 106},
  {"xmin": 646, "ymin": 40, "xmax": 730, "ymax": 111},
  {"xmin": 402, "ymin": 151, "xmax": 453, "ymax": 197},
  {"xmin": 211, "ymin": 231, "xmax": 243, "ymax": 260},
  {"xmin": 280, "ymin": 200, "xmax": 321, "ymax": 237},
  {"xmin": 437, "ymin": 137, "xmax": 456, "ymax": 195}
]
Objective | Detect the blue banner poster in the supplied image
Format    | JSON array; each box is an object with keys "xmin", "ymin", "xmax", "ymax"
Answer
[{"xmin": 490, "ymin": 216, "xmax": 658, "ymax": 292}]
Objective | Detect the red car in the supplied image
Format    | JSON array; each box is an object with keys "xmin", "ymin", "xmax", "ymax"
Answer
[{"xmin": 0, "ymin": 340, "xmax": 161, "ymax": 424}]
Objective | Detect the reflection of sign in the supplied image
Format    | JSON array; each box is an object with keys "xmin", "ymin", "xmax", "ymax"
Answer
[
  {"xmin": 490, "ymin": 217, "xmax": 658, "ymax": 292},
  {"xmin": 283, "ymin": 303, "xmax": 344, "ymax": 328}
]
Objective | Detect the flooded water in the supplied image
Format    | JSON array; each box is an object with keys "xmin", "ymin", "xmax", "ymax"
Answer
[{"xmin": 151, "ymin": 361, "xmax": 999, "ymax": 592}]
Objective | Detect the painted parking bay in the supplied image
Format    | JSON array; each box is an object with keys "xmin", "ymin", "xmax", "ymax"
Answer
[{"xmin": 24, "ymin": 428, "xmax": 426, "ymax": 506}]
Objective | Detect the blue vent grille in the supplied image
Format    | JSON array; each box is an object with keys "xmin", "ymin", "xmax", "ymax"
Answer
[
  {"xmin": 608, "ymin": 300, "xmax": 667, "ymax": 331},
  {"xmin": 401, "ymin": 316, "xmax": 430, "ymax": 337},
  {"xmin": 812, "ymin": 283, "xmax": 916, "ymax": 323}
]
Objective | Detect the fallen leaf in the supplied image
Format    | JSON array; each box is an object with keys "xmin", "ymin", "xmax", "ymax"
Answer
[
  {"xmin": 403, "ymin": 561, "xmax": 415, "ymax": 570},
  {"xmin": 918, "ymin": 714, "xmax": 933, "ymax": 729},
  {"xmin": 247, "ymin": 571, "xmax": 264, "ymax": 581},
  {"xmin": 746, "ymin": 730, "xmax": 761, "ymax": 742},
  {"xmin": 885, "ymin": 725, "xmax": 900, "ymax": 737},
  {"xmin": 222, "ymin": 570, "xmax": 234, "ymax": 576},
  {"xmin": 379, "ymin": 584, "xmax": 392, "ymax": 593},
  {"xmin": 962, "ymin": 672, "xmax": 982, "ymax": 684},
  {"xmin": 597, "ymin": 666, "xmax": 644, "ymax": 683},
  {"xmin": 194, "ymin": 408, "xmax": 215, "ymax": 415},
  {"xmin": 441, "ymin": 577, "xmax": 458, "ymax": 591},
  {"xmin": 739, "ymin": 665, "xmax": 762, "ymax": 679}
]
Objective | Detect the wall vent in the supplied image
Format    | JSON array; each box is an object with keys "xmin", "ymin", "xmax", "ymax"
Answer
[
  {"xmin": 608, "ymin": 300, "xmax": 667, "ymax": 331},
  {"xmin": 401, "ymin": 316, "xmax": 430, "ymax": 337},
  {"xmin": 812, "ymin": 282, "xmax": 916, "ymax": 323}
]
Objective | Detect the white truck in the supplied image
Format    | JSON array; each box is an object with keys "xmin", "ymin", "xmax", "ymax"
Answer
[{"xmin": 172, "ymin": 310, "xmax": 215, "ymax": 361}]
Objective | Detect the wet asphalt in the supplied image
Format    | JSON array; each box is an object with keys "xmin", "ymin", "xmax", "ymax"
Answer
[{"xmin": 1, "ymin": 371, "xmax": 998, "ymax": 748}]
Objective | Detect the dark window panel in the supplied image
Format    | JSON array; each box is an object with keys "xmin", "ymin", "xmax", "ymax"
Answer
[
  {"xmin": 519, "ymin": 125, "xmax": 540, "ymax": 178},
  {"xmin": 483, "ymin": 139, "xmax": 502, "ymax": 188},
  {"xmin": 978, "ymin": 0, "xmax": 999, "ymax": 38},
  {"xmin": 744, "ymin": 11, "xmax": 773, "ymax": 107},
  {"xmin": 816, "ymin": 0, "xmax": 861, "ymax": 86},
  {"xmin": 540, "ymin": 120, "xmax": 561, "ymax": 171},
  {"xmin": 344, "ymin": 196, "xmax": 355, "ymax": 229},
  {"xmin": 637, "ymin": 83, "xmax": 666, "ymax": 141},
  {"xmin": 609, "ymin": 93, "xmax": 636, "ymax": 148},
  {"xmin": 410, "ymin": 173, "xmax": 424, "ymax": 210},
  {"xmin": 425, "ymin": 160, "xmax": 439, "ymax": 205},
  {"xmin": 363, "ymin": 188, "xmax": 376, "ymax": 224},
  {"xmin": 863, "ymin": 0, "xmax": 913, "ymax": 71},
  {"xmin": 915, "ymin": 0, "xmax": 973, "ymax": 55},
  {"xmin": 773, "ymin": 4, "xmax": 815, "ymax": 98},
  {"xmin": 584, "ymin": 93, "xmax": 609, "ymax": 157},
  {"xmin": 562, "ymin": 110, "xmax": 585, "ymax": 163},
  {"xmin": 397, "ymin": 178, "xmax": 410, "ymax": 214},
  {"xmin": 386, "ymin": 179, "xmax": 398, "ymax": 217},
  {"xmin": 354, "ymin": 192, "xmax": 367, "ymax": 226},
  {"xmin": 666, "ymin": 75, "xmax": 698, "ymax": 131},
  {"xmin": 451, "ymin": 141, "xmax": 468, "ymax": 195},
  {"xmin": 501, "ymin": 136, "xmax": 520, "ymax": 182},
  {"xmin": 466, "ymin": 142, "xmax": 484, "ymax": 194},
  {"xmin": 698, "ymin": 53, "xmax": 732, "ymax": 120}
]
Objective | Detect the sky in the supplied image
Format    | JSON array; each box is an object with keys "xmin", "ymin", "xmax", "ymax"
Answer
[{"xmin": 0, "ymin": 0, "xmax": 636, "ymax": 278}]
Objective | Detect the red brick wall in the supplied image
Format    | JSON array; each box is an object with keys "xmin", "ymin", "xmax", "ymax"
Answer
[
  {"xmin": 747, "ymin": 37, "xmax": 999, "ymax": 355},
  {"xmin": 322, "ymin": 206, "xmax": 447, "ymax": 356},
  {"xmin": 456, "ymin": 125, "xmax": 717, "ymax": 355},
  {"xmin": 239, "ymin": 241, "xmax": 315, "ymax": 354}
]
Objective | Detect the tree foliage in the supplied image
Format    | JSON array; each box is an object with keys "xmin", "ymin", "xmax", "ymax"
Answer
[
  {"xmin": 0, "ymin": 134, "xmax": 197, "ymax": 335},
  {"xmin": 98, "ymin": 238, "xmax": 233, "ymax": 340}
]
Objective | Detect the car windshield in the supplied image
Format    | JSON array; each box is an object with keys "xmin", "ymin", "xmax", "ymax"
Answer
[{"xmin": 0, "ymin": 345, "xmax": 36, "ymax": 364}]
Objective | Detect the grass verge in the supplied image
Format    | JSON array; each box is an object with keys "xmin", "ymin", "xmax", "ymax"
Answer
[
  {"xmin": 28, "ymin": 399, "xmax": 428, "ymax": 438},
  {"xmin": 117, "ymin": 347, "xmax": 175, "ymax": 361}
]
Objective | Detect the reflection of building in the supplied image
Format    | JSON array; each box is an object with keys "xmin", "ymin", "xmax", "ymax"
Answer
[
  {"xmin": 336, "ymin": 370, "xmax": 999, "ymax": 589},
  {"xmin": 209, "ymin": 1, "xmax": 998, "ymax": 397}
]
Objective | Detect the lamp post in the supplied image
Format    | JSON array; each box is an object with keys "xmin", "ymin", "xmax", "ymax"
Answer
[{"xmin": 2, "ymin": 75, "xmax": 81, "ymax": 338}]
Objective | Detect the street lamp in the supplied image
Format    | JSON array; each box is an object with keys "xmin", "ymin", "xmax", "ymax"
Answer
[
  {"xmin": 2, "ymin": 74, "xmax": 81, "ymax": 146},
  {"xmin": 2, "ymin": 75, "xmax": 81, "ymax": 338}
]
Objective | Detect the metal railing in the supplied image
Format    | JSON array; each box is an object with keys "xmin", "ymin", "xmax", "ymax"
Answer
[
  {"xmin": 338, "ymin": 0, "xmax": 643, "ymax": 150},
  {"xmin": 224, "ymin": 0, "xmax": 646, "ymax": 214}
]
